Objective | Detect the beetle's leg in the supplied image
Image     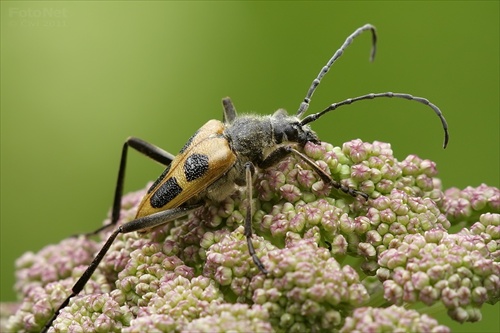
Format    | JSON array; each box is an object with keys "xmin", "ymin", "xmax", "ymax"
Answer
[
  {"xmin": 243, "ymin": 162, "xmax": 268, "ymax": 274},
  {"xmin": 290, "ymin": 148, "xmax": 369, "ymax": 200},
  {"xmin": 85, "ymin": 137, "xmax": 176, "ymax": 236},
  {"xmin": 258, "ymin": 146, "xmax": 294, "ymax": 169},
  {"xmin": 222, "ymin": 97, "xmax": 237, "ymax": 124},
  {"xmin": 259, "ymin": 146, "xmax": 368, "ymax": 200},
  {"xmin": 41, "ymin": 204, "xmax": 201, "ymax": 333}
]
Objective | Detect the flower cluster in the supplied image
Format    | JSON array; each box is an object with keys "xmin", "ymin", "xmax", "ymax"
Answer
[
  {"xmin": 251, "ymin": 229, "xmax": 369, "ymax": 332},
  {"xmin": 6, "ymin": 139, "xmax": 499, "ymax": 332},
  {"xmin": 441, "ymin": 184, "xmax": 500, "ymax": 225},
  {"xmin": 340, "ymin": 305, "xmax": 451, "ymax": 332},
  {"xmin": 377, "ymin": 213, "xmax": 499, "ymax": 323}
]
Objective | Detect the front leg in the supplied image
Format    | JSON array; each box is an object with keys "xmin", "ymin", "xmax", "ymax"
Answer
[
  {"xmin": 291, "ymin": 148, "xmax": 368, "ymax": 200},
  {"xmin": 259, "ymin": 145, "xmax": 368, "ymax": 200},
  {"xmin": 258, "ymin": 146, "xmax": 294, "ymax": 169}
]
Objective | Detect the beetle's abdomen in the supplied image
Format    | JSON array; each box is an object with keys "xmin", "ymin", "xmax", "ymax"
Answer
[{"xmin": 136, "ymin": 119, "xmax": 237, "ymax": 218}]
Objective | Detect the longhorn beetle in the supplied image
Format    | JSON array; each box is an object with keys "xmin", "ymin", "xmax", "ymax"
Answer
[{"xmin": 41, "ymin": 23, "xmax": 449, "ymax": 332}]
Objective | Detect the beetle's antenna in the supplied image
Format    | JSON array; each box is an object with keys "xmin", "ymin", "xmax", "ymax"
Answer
[
  {"xmin": 300, "ymin": 92, "xmax": 449, "ymax": 149},
  {"xmin": 296, "ymin": 24, "xmax": 377, "ymax": 118}
]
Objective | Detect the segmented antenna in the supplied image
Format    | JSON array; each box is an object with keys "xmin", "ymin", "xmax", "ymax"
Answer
[
  {"xmin": 296, "ymin": 24, "xmax": 449, "ymax": 149},
  {"xmin": 296, "ymin": 24, "xmax": 377, "ymax": 118},
  {"xmin": 300, "ymin": 92, "xmax": 449, "ymax": 149}
]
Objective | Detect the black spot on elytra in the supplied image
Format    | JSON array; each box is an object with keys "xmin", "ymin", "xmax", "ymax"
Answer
[
  {"xmin": 179, "ymin": 129, "xmax": 200, "ymax": 154},
  {"xmin": 147, "ymin": 164, "xmax": 171, "ymax": 194},
  {"xmin": 184, "ymin": 154, "xmax": 209, "ymax": 181},
  {"xmin": 150, "ymin": 177, "xmax": 183, "ymax": 208}
]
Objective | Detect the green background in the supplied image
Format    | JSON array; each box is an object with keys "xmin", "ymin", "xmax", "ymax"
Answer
[{"xmin": 1, "ymin": 2, "xmax": 498, "ymax": 331}]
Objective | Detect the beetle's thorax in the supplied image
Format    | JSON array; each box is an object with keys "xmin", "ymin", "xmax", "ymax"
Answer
[
  {"xmin": 224, "ymin": 109, "xmax": 319, "ymax": 164},
  {"xmin": 196, "ymin": 110, "xmax": 320, "ymax": 203},
  {"xmin": 224, "ymin": 115, "xmax": 273, "ymax": 162}
]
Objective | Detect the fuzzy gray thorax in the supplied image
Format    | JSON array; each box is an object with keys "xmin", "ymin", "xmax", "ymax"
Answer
[{"xmin": 223, "ymin": 111, "xmax": 319, "ymax": 166}]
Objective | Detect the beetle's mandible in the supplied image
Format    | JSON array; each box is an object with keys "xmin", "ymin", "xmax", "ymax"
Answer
[{"xmin": 41, "ymin": 23, "xmax": 449, "ymax": 332}]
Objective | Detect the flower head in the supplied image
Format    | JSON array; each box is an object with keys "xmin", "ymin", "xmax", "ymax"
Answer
[
  {"xmin": 7, "ymin": 139, "xmax": 498, "ymax": 332},
  {"xmin": 340, "ymin": 305, "xmax": 451, "ymax": 333},
  {"xmin": 377, "ymin": 213, "xmax": 499, "ymax": 323},
  {"xmin": 252, "ymin": 228, "xmax": 369, "ymax": 332},
  {"xmin": 442, "ymin": 184, "xmax": 500, "ymax": 224}
]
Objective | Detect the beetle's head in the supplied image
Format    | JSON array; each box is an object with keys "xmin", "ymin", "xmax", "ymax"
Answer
[{"xmin": 271, "ymin": 109, "xmax": 320, "ymax": 146}]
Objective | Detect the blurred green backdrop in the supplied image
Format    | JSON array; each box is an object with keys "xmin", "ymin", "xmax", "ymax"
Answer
[{"xmin": 1, "ymin": 2, "xmax": 498, "ymax": 331}]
